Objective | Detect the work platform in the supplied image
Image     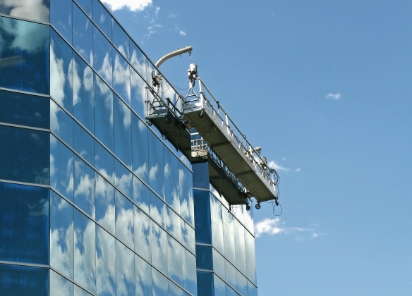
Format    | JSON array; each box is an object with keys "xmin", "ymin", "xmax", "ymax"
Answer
[{"xmin": 145, "ymin": 72, "xmax": 279, "ymax": 207}]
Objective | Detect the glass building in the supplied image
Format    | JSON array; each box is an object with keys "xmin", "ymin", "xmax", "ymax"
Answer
[{"xmin": 0, "ymin": 0, "xmax": 258, "ymax": 295}]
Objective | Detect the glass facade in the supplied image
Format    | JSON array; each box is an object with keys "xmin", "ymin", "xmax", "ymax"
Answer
[{"xmin": 0, "ymin": 0, "xmax": 257, "ymax": 295}]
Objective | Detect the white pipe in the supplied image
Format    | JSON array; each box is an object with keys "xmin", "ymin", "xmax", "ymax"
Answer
[{"xmin": 155, "ymin": 46, "xmax": 192, "ymax": 68}]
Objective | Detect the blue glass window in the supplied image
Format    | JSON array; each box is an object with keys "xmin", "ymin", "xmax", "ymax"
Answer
[
  {"xmin": 0, "ymin": 264, "xmax": 49, "ymax": 296},
  {"xmin": 248, "ymin": 280, "xmax": 258, "ymax": 296},
  {"xmin": 114, "ymin": 95, "xmax": 132, "ymax": 168},
  {"xmin": 225, "ymin": 261, "xmax": 237, "ymax": 291},
  {"xmin": 116, "ymin": 241, "xmax": 135, "ymax": 296},
  {"xmin": 0, "ymin": 1, "xmax": 49, "ymax": 23},
  {"xmin": 196, "ymin": 271, "xmax": 213, "ymax": 296},
  {"xmin": 50, "ymin": 0, "xmax": 72, "ymax": 43},
  {"xmin": 234, "ymin": 220, "xmax": 247, "ymax": 275},
  {"xmin": 0, "ymin": 90, "xmax": 49, "ymax": 129},
  {"xmin": 113, "ymin": 53, "xmax": 131, "ymax": 106},
  {"xmin": 245, "ymin": 230, "xmax": 257, "ymax": 284},
  {"xmin": 112, "ymin": 20, "xmax": 129, "ymax": 60},
  {"xmin": 50, "ymin": 29, "xmax": 73, "ymax": 114},
  {"xmin": 164, "ymin": 147, "xmax": 180, "ymax": 213},
  {"xmin": 169, "ymin": 280, "xmax": 186, "ymax": 296},
  {"xmin": 132, "ymin": 115, "xmax": 149, "ymax": 183},
  {"xmin": 182, "ymin": 250, "xmax": 198, "ymax": 295},
  {"xmin": 50, "ymin": 135, "xmax": 74, "ymax": 201},
  {"xmin": 133, "ymin": 206, "xmax": 151, "ymax": 262},
  {"xmin": 73, "ymin": 53, "xmax": 94, "ymax": 134},
  {"xmin": 95, "ymin": 173, "xmax": 115, "ymax": 235},
  {"xmin": 92, "ymin": 0, "xmax": 112, "ymax": 39},
  {"xmin": 115, "ymin": 191, "xmax": 134, "ymax": 249},
  {"xmin": 0, "ymin": 182, "xmax": 49, "ymax": 265},
  {"xmin": 236, "ymin": 270, "xmax": 248, "ymax": 296},
  {"xmin": 196, "ymin": 245, "xmax": 213, "ymax": 271},
  {"xmin": 96, "ymin": 225, "xmax": 116, "ymax": 296},
  {"xmin": 73, "ymin": 4, "xmax": 93, "ymax": 65},
  {"xmin": 50, "ymin": 100, "xmax": 74, "ymax": 147},
  {"xmin": 213, "ymin": 275, "xmax": 226, "ymax": 296},
  {"xmin": 182, "ymin": 221, "xmax": 196, "ymax": 255},
  {"xmin": 95, "ymin": 139, "xmax": 114, "ymax": 183},
  {"xmin": 168, "ymin": 235, "xmax": 183, "ymax": 286},
  {"xmin": 93, "ymin": 25, "xmax": 112, "ymax": 86},
  {"xmin": 0, "ymin": 17, "xmax": 49, "ymax": 94},
  {"xmin": 151, "ymin": 222, "xmax": 167, "ymax": 275},
  {"xmin": 130, "ymin": 42, "xmax": 148, "ymax": 83},
  {"xmin": 135, "ymin": 254, "xmax": 152, "ymax": 296},
  {"xmin": 75, "ymin": 285, "xmax": 93, "ymax": 296},
  {"xmin": 74, "ymin": 208, "xmax": 96, "ymax": 294},
  {"xmin": 149, "ymin": 191, "xmax": 165, "ymax": 228},
  {"xmin": 132, "ymin": 175, "xmax": 150, "ymax": 213},
  {"xmin": 223, "ymin": 214, "xmax": 235, "ymax": 264},
  {"xmin": 130, "ymin": 67, "xmax": 146, "ymax": 119},
  {"xmin": 148, "ymin": 129, "xmax": 164, "ymax": 198},
  {"xmin": 115, "ymin": 158, "xmax": 132, "ymax": 198},
  {"xmin": 73, "ymin": 121, "xmax": 95, "ymax": 166},
  {"xmin": 210, "ymin": 194, "xmax": 224, "ymax": 254},
  {"xmin": 180, "ymin": 162, "xmax": 194, "ymax": 226},
  {"xmin": 94, "ymin": 75, "xmax": 113, "ymax": 151},
  {"xmin": 166, "ymin": 207, "xmax": 181, "ymax": 243},
  {"xmin": 193, "ymin": 190, "xmax": 212, "ymax": 244},
  {"xmin": 50, "ymin": 191, "xmax": 74, "ymax": 280},
  {"xmin": 212, "ymin": 249, "xmax": 225, "ymax": 280},
  {"xmin": 0, "ymin": 125, "xmax": 49, "ymax": 185},
  {"xmin": 74, "ymin": 155, "xmax": 95, "ymax": 218},
  {"xmin": 50, "ymin": 270, "xmax": 73, "ymax": 296},
  {"xmin": 75, "ymin": 0, "xmax": 92, "ymax": 17},
  {"xmin": 152, "ymin": 268, "xmax": 168, "ymax": 296}
]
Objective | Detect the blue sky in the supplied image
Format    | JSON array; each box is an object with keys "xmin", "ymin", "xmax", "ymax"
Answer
[{"xmin": 103, "ymin": 1, "xmax": 412, "ymax": 295}]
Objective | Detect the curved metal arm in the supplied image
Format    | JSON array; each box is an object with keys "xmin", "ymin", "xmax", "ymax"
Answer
[{"xmin": 155, "ymin": 46, "xmax": 192, "ymax": 68}]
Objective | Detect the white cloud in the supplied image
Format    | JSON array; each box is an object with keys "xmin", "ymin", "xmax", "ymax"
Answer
[
  {"xmin": 179, "ymin": 30, "xmax": 186, "ymax": 36},
  {"xmin": 295, "ymin": 168, "xmax": 301, "ymax": 172},
  {"xmin": 102, "ymin": 0, "xmax": 152, "ymax": 11},
  {"xmin": 255, "ymin": 218, "xmax": 323, "ymax": 241},
  {"xmin": 326, "ymin": 93, "xmax": 341, "ymax": 100},
  {"xmin": 268, "ymin": 160, "xmax": 289, "ymax": 172}
]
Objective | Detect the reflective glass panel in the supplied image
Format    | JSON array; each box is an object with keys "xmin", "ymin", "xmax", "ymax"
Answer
[
  {"xmin": 50, "ymin": 135, "xmax": 74, "ymax": 201},
  {"xmin": 74, "ymin": 209, "xmax": 96, "ymax": 294},
  {"xmin": 75, "ymin": 0, "xmax": 92, "ymax": 17},
  {"xmin": 148, "ymin": 129, "xmax": 164, "ymax": 198},
  {"xmin": 93, "ymin": 24, "xmax": 112, "ymax": 86},
  {"xmin": 179, "ymin": 162, "xmax": 194, "ymax": 226},
  {"xmin": 133, "ymin": 206, "xmax": 151, "ymax": 262},
  {"xmin": 169, "ymin": 281, "xmax": 186, "ymax": 296},
  {"xmin": 96, "ymin": 225, "xmax": 116, "ymax": 296},
  {"xmin": 248, "ymin": 281, "xmax": 258, "ymax": 296},
  {"xmin": 193, "ymin": 190, "xmax": 211, "ymax": 245},
  {"xmin": 92, "ymin": 0, "xmax": 112, "ymax": 38},
  {"xmin": 213, "ymin": 275, "xmax": 226, "ymax": 296},
  {"xmin": 50, "ymin": 270, "xmax": 73, "ymax": 296},
  {"xmin": 115, "ymin": 191, "xmax": 134, "ymax": 249},
  {"xmin": 212, "ymin": 249, "xmax": 225, "ymax": 280},
  {"xmin": 112, "ymin": 20, "xmax": 129, "ymax": 60},
  {"xmin": 0, "ymin": 265, "xmax": 49, "ymax": 296},
  {"xmin": 113, "ymin": 50, "xmax": 131, "ymax": 105},
  {"xmin": 114, "ymin": 95, "xmax": 132, "ymax": 167},
  {"xmin": 73, "ymin": 121, "xmax": 94, "ymax": 166},
  {"xmin": 168, "ymin": 235, "xmax": 183, "ymax": 287},
  {"xmin": 223, "ymin": 213, "xmax": 235, "ymax": 264},
  {"xmin": 116, "ymin": 241, "xmax": 135, "ymax": 296},
  {"xmin": 132, "ymin": 115, "xmax": 148, "ymax": 183},
  {"xmin": 74, "ymin": 156, "xmax": 95, "ymax": 218},
  {"xmin": 151, "ymin": 222, "xmax": 167, "ymax": 275},
  {"xmin": 164, "ymin": 147, "xmax": 180, "ymax": 213},
  {"xmin": 236, "ymin": 270, "xmax": 248, "ymax": 296},
  {"xmin": 50, "ymin": 99, "xmax": 73, "ymax": 147},
  {"xmin": 50, "ymin": 29, "xmax": 73, "ymax": 114},
  {"xmin": 225, "ymin": 261, "xmax": 236, "ymax": 291},
  {"xmin": 130, "ymin": 42, "xmax": 148, "ymax": 84},
  {"xmin": 0, "ymin": 125, "xmax": 49, "ymax": 185},
  {"xmin": 50, "ymin": 0, "xmax": 72, "ymax": 43},
  {"xmin": 130, "ymin": 66, "xmax": 146, "ymax": 119},
  {"xmin": 95, "ymin": 140, "xmax": 114, "ymax": 182},
  {"xmin": 75, "ymin": 285, "xmax": 93, "ymax": 296},
  {"xmin": 195, "ymin": 245, "xmax": 213, "ymax": 271},
  {"xmin": 182, "ymin": 249, "xmax": 197, "ymax": 296},
  {"xmin": 73, "ymin": 53, "xmax": 94, "ymax": 134},
  {"xmin": 150, "ymin": 191, "xmax": 165, "ymax": 228},
  {"xmin": 0, "ymin": 90, "xmax": 49, "ymax": 129},
  {"xmin": 245, "ymin": 230, "xmax": 256, "ymax": 284},
  {"xmin": 135, "ymin": 254, "xmax": 152, "ymax": 296},
  {"xmin": 181, "ymin": 221, "xmax": 195, "ymax": 255},
  {"xmin": 95, "ymin": 173, "xmax": 115, "ymax": 235},
  {"xmin": 132, "ymin": 175, "xmax": 150, "ymax": 214},
  {"xmin": 94, "ymin": 75, "xmax": 113, "ymax": 151},
  {"xmin": 0, "ymin": 182, "xmax": 49, "ymax": 264},
  {"xmin": 152, "ymin": 268, "xmax": 168, "ymax": 296},
  {"xmin": 0, "ymin": 17, "xmax": 49, "ymax": 94},
  {"xmin": 0, "ymin": 0, "xmax": 49, "ymax": 23},
  {"xmin": 226, "ymin": 285, "xmax": 238, "ymax": 296},
  {"xmin": 196, "ymin": 271, "xmax": 213, "ymax": 296},
  {"xmin": 115, "ymin": 159, "xmax": 132, "ymax": 198},
  {"xmin": 73, "ymin": 4, "xmax": 93, "ymax": 65},
  {"xmin": 234, "ymin": 220, "xmax": 246, "ymax": 274},
  {"xmin": 50, "ymin": 191, "xmax": 74, "ymax": 280},
  {"xmin": 165, "ymin": 206, "xmax": 181, "ymax": 243},
  {"xmin": 210, "ymin": 194, "xmax": 224, "ymax": 254}
]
